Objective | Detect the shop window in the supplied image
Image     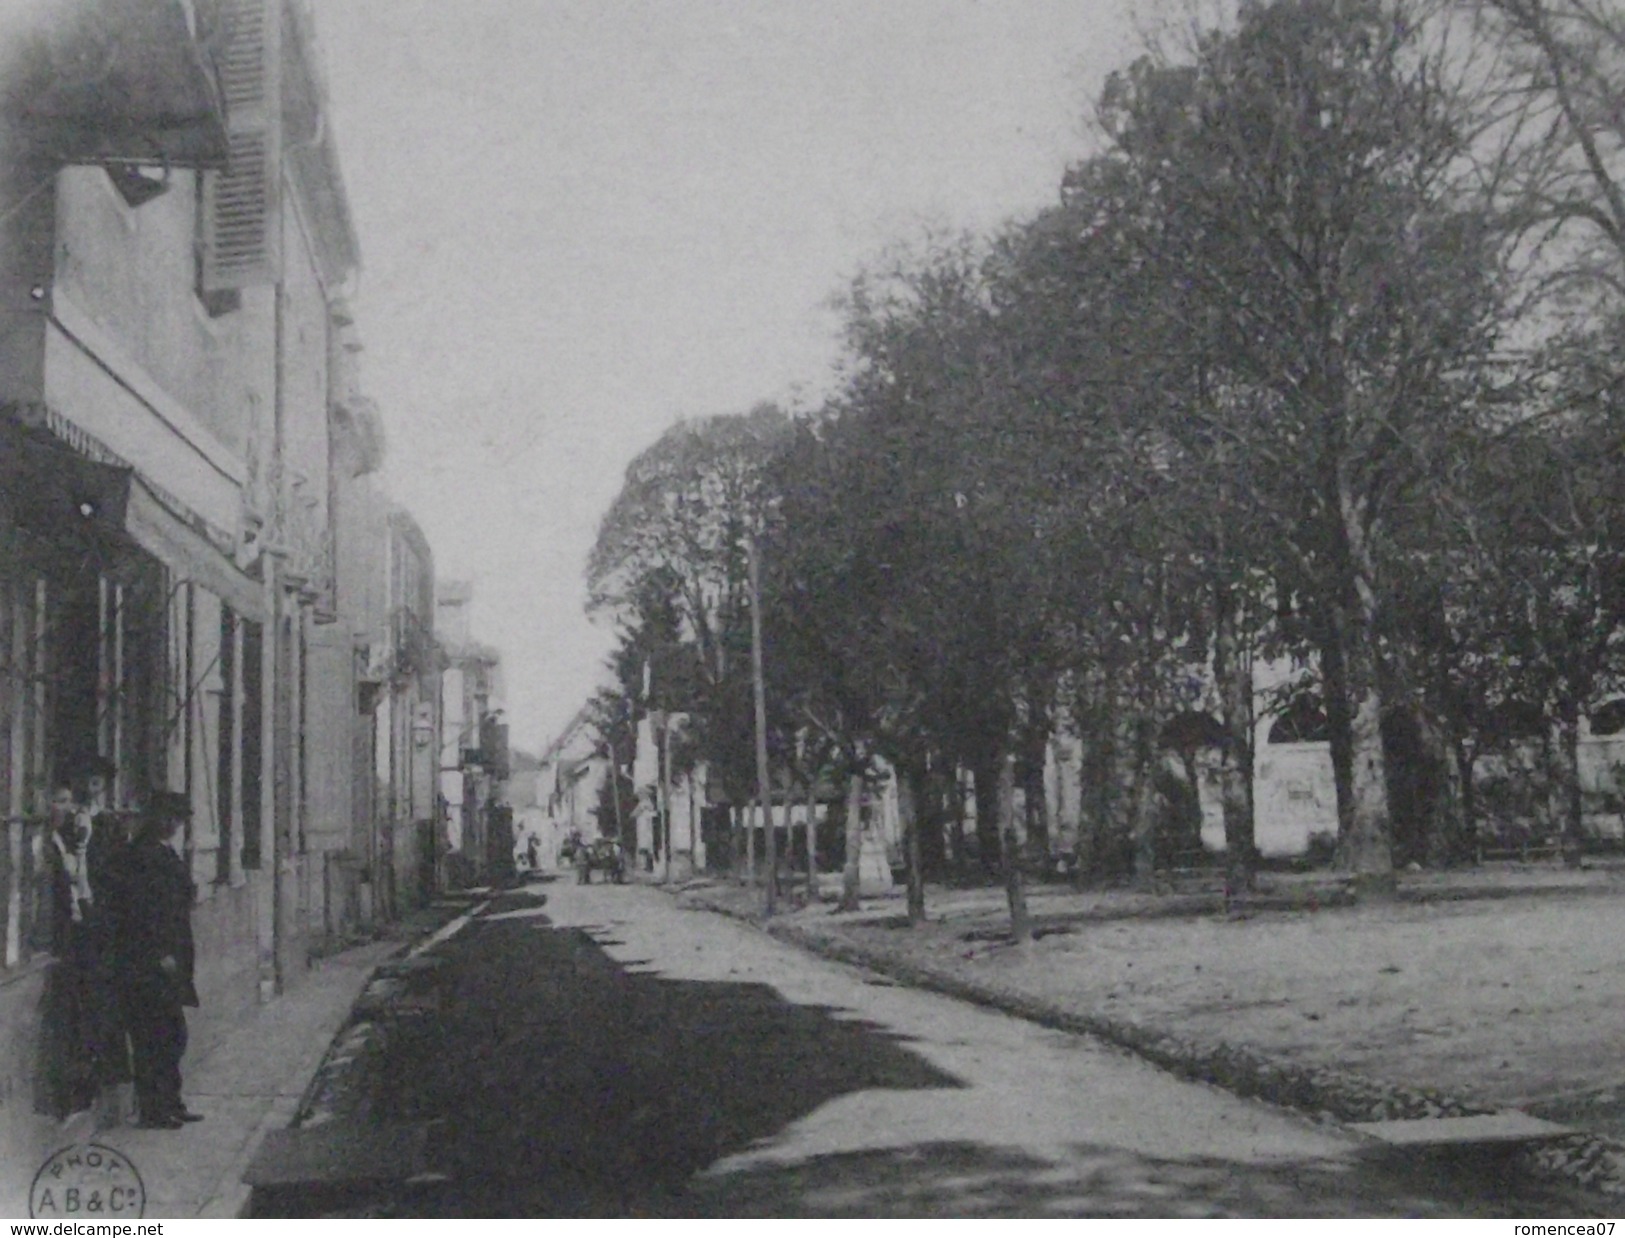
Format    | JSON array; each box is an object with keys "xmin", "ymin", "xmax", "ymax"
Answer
[{"xmin": 48, "ymin": 579, "xmax": 102, "ymax": 788}]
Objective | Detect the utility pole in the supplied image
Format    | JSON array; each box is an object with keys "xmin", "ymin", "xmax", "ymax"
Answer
[
  {"xmin": 608, "ymin": 695, "xmax": 624, "ymax": 855},
  {"xmin": 748, "ymin": 534, "xmax": 775, "ymax": 915},
  {"xmin": 660, "ymin": 708, "xmax": 673, "ymax": 885}
]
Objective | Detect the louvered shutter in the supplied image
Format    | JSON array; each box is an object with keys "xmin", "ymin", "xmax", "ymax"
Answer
[{"xmin": 202, "ymin": 0, "xmax": 282, "ymax": 290}]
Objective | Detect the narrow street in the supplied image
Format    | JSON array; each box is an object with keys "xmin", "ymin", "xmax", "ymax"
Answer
[{"xmin": 261, "ymin": 879, "xmax": 1578, "ymax": 1218}]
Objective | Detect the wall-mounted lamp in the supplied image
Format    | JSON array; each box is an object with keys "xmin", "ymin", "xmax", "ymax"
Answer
[{"xmin": 105, "ymin": 159, "xmax": 171, "ymax": 208}]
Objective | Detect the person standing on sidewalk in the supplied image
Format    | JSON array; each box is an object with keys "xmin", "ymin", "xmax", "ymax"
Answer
[
  {"xmin": 37, "ymin": 781, "xmax": 102, "ymax": 1116},
  {"xmin": 76, "ymin": 757, "xmax": 133, "ymax": 1102},
  {"xmin": 117, "ymin": 790, "xmax": 202, "ymax": 1130}
]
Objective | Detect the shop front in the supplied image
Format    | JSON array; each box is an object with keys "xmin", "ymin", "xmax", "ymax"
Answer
[{"xmin": 0, "ymin": 411, "xmax": 272, "ymax": 1173}]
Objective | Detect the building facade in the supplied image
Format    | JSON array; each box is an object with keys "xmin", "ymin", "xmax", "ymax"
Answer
[
  {"xmin": 534, "ymin": 703, "xmax": 609, "ymax": 868},
  {"xmin": 436, "ymin": 581, "xmax": 507, "ymax": 886},
  {"xmin": 0, "ymin": 0, "xmax": 459, "ymax": 1199},
  {"xmin": 374, "ymin": 508, "xmax": 440, "ymax": 917}
]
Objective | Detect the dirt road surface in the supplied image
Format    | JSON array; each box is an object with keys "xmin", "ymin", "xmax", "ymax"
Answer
[{"xmin": 271, "ymin": 881, "xmax": 1588, "ymax": 1217}]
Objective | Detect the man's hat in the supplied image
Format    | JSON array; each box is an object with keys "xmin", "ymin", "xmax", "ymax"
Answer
[
  {"xmin": 77, "ymin": 754, "xmax": 117, "ymax": 783},
  {"xmin": 152, "ymin": 790, "xmax": 192, "ymax": 819}
]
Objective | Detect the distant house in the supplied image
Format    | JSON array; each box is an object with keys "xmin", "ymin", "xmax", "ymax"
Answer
[
  {"xmin": 535, "ymin": 703, "xmax": 609, "ymax": 866},
  {"xmin": 437, "ymin": 580, "xmax": 506, "ymax": 885}
]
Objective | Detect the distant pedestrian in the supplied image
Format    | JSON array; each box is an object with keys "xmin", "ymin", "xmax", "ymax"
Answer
[{"xmin": 117, "ymin": 790, "xmax": 201, "ymax": 1129}]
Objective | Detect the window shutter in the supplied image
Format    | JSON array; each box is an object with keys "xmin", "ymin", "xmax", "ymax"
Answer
[{"xmin": 202, "ymin": 0, "xmax": 281, "ymax": 290}]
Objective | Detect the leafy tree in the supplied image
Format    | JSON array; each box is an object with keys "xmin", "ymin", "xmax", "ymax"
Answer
[
  {"xmin": 588, "ymin": 406, "xmax": 793, "ymax": 843},
  {"xmin": 1470, "ymin": 0, "xmax": 1625, "ymax": 290},
  {"xmin": 1097, "ymin": 0, "xmax": 1511, "ymax": 879},
  {"xmin": 1461, "ymin": 353, "xmax": 1625, "ymax": 854},
  {"xmin": 989, "ymin": 175, "xmax": 1273, "ymax": 889}
]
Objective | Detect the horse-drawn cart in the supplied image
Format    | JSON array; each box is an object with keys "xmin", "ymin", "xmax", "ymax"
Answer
[{"xmin": 565, "ymin": 836, "xmax": 626, "ymax": 885}]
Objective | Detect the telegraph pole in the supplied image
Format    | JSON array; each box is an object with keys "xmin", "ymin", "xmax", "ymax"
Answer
[
  {"xmin": 608, "ymin": 696, "xmax": 624, "ymax": 858},
  {"xmin": 660, "ymin": 708, "xmax": 673, "ymax": 885},
  {"xmin": 748, "ymin": 534, "xmax": 776, "ymax": 915}
]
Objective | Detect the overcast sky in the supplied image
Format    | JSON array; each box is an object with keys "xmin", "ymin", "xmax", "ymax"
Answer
[{"xmin": 315, "ymin": 0, "xmax": 1145, "ymax": 753}]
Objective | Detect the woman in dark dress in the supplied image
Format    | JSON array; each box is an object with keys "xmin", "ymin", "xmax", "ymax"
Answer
[{"xmin": 36, "ymin": 778, "xmax": 126, "ymax": 1117}]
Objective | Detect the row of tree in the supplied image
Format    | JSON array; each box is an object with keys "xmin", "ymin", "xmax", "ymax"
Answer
[{"xmin": 583, "ymin": 0, "xmax": 1625, "ymax": 914}]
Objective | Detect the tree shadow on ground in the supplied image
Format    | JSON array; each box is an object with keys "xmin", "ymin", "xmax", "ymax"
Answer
[
  {"xmin": 257, "ymin": 890, "xmax": 1577, "ymax": 1219},
  {"xmin": 674, "ymin": 1139, "xmax": 1575, "ymax": 1218},
  {"xmin": 333, "ymin": 888, "xmax": 962, "ymax": 1216}
]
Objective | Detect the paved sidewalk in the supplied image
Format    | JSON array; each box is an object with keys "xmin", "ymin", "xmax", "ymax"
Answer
[{"xmin": 96, "ymin": 939, "xmax": 400, "ymax": 1219}]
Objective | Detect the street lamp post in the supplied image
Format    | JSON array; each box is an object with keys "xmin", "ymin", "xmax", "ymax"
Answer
[{"xmin": 748, "ymin": 533, "xmax": 776, "ymax": 915}]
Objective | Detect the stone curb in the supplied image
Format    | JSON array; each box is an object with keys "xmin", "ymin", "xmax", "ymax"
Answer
[
  {"xmin": 289, "ymin": 899, "xmax": 489, "ymax": 1130},
  {"xmin": 678, "ymin": 889, "xmax": 1625, "ymax": 1205}
]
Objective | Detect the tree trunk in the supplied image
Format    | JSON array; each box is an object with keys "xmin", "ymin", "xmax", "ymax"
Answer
[
  {"xmin": 1320, "ymin": 624, "xmax": 1358, "ymax": 849},
  {"xmin": 898, "ymin": 766, "xmax": 925, "ymax": 923},
  {"xmin": 998, "ymin": 751, "xmax": 1031, "ymax": 942},
  {"xmin": 746, "ymin": 792, "xmax": 758, "ymax": 886},
  {"xmin": 777, "ymin": 789, "xmax": 793, "ymax": 905},
  {"xmin": 1453, "ymin": 739, "xmax": 1479, "ymax": 861},
  {"xmin": 1334, "ymin": 479, "xmax": 1394, "ymax": 883},
  {"xmin": 949, "ymin": 770, "xmax": 967, "ymax": 881},
  {"xmin": 1077, "ymin": 714, "xmax": 1114, "ymax": 878},
  {"xmin": 1212, "ymin": 582, "xmax": 1256, "ymax": 894},
  {"xmin": 1341, "ymin": 619, "xmax": 1393, "ymax": 880},
  {"xmin": 1088, "ymin": 668, "xmax": 1123, "ymax": 877},
  {"xmin": 804, "ymin": 776, "xmax": 818, "ymax": 899},
  {"xmin": 839, "ymin": 771, "xmax": 863, "ymax": 912},
  {"xmin": 1436, "ymin": 730, "xmax": 1469, "ymax": 866},
  {"xmin": 1178, "ymin": 747, "xmax": 1204, "ymax": 843},
  {"xmin": 1320, "ymin": 596, "xmax": 1392, "ymax": 881},
  {"xmin": 918, "ymin": 759, "xmax": 948, "ymax": 878},
  {"xmin": 971, "ymin": 755, "xmax": 1001, "ymax": 878},
  {"xmin": 1413, "ymin": 705, "xmax": 1463, "ymax": 868},
  {"xmin": 1128, "ymin": 717, "xmax": 1158, "ymax": 885},
  {"xmin": 1019, "ymin": 729, "xmax": 1051, "ymax": 854},
  {"xmin": 1554, "ymin": 697, "xmax": 1584, "ymax": 865}
]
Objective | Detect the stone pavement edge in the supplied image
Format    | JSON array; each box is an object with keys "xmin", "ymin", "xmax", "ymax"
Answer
[{"xmin": 4, "ymin": 897, "xmax": 479, "ymax": 1221}]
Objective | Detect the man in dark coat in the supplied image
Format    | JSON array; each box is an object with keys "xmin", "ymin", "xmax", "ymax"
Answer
[
  {"xmin": 75, "ymin": 757, "xmax": 132, "ymax": 1093},
  {"xmin": 117, "ymin": 790, "xmax": 201, "ymax": 1129}
]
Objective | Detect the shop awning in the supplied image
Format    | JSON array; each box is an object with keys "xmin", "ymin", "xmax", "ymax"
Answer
[
  {"xmin": 0, "ymin": 417, "xmax": 133, "ymax": 553},
  {"xmin": 125, "ymin": 479, "xmax": 266, "ymax": 623},
  {"xmin": 1, "ymin": 417, "xmax": 266, "ymax": 623}
]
